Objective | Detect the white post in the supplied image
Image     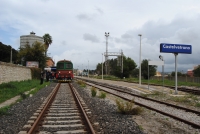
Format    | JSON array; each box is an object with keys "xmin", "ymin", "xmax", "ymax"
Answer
[
  {"xmin": 88, "ymin": 60, "xmax": 89, "ymax": 78},
  {"xmin": 105, "ymin": 32, "xmax": 109, "ymax": 75},
  {"xmin": 174, "ymin": 53, "xmax": 178, "ymax": 94},
  {"xmin": 82, "ymin": 64, "xmax": 83, "ymax": 77},
  {"xmin": 148, "ymin": 61, "xmax": 149, "ymax": 90},
  {"xmin": 138, "ymin": 34, "xmax": 142, "ymax": 86},
  {"xmin": 102, "ymin": 53, "xmax": 104, "ymax": 80},
  {"xmin": 159, "ymin": 55, "xmax": 164, "ymax": 90}
]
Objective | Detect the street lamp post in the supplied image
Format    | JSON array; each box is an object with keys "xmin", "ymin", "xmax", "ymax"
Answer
[
  {"xmin": 138, "ymin": 34, "xmax": 142, "ymax": 86},
  {"xmin": 88, "ymin": 60, "xmax": 89, "ymax": 78},
  {"xmin": 102, "ymin": 53, "xmax": 104, "ymax": 80},
  {"xmin": 82, "ymin": 64, "xmax": 83, "ymax": 77},
  {"xmin": 105, "ymin": 32, "xmax": 109, "ymax": 75},
  {"xmin": 10, "ymin": 46, "xmax": 12, "ymax": 63},
  {"xmin": 77, "ymin": 66, "xmax": 79, "ymax": 76}
]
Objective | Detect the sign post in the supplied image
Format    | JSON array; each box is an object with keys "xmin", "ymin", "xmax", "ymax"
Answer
[{"xmin": 160, "ymin": 43, "xmax": 192, "ymax": 94}]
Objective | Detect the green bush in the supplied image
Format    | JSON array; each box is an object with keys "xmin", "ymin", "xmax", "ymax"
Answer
[
  {"xmin": 116, "ymin": 99, "xmax": 134, "ymax": 114},
  {"xmin": 91, "ymin": 87, "xmax": 97, "ymax": 97},
  {"xmin": 99, "ymin": 91, "xmax": 106, "ymax": 99},
  {"xmin": 115, "ymin": 99, "xmax": 143, "ymax": 115},
  {"xmin": 30, "ymin": 67, "xmax": 41, "ymax": 79}
]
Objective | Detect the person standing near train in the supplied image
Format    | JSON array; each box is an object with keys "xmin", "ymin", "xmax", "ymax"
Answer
[{"xmin": 40, "ymin": 70, "xmax": 44, "ymax": 84}]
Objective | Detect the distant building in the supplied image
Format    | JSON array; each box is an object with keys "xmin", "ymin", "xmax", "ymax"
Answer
[
  {"xmin": 46, "ymin": 58, "xmax": 55, "ymax": 67},
  {"xmin": 187, "ymin": 69, "xmax": 193, "ymax": 77},
  {"xmin": 187, "ymin": 65, "xmax": 200, "ymax": 77},
  {"xmin": 155, "ymin": 71, "xmax": 161, "ymax": 76},
  {"xmin": 20, "ymin": 31, "xmax": 44, "ymax": 48}
]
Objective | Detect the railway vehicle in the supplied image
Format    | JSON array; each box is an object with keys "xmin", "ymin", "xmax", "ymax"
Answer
[{"xmin": 55, "ymin": 59, "xmax": 73, "ymax": 82}]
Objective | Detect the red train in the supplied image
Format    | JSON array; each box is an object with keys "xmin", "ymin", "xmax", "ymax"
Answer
[{"xmin": 55, "ymin": 59, "xmax": 74, "ymax": 82}]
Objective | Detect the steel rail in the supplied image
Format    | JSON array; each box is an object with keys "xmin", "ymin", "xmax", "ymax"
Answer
[
  {"xmin": 27, "ymin": 83, "xmax": 60, "ymax": 134},
  {"xmin": 89, "ymin": 81, "xmax": 200, "ymax": 115},
  {"xmin": 69, "ymin": 83, "xmax": 96, "ymax": 134},
  {"xmin": 85, "ymin": 81, "xmax": 200, "ymax": 129},
  {"xmin": 79, "ymin": 78, "xmax": 200, "ymax": 115}
]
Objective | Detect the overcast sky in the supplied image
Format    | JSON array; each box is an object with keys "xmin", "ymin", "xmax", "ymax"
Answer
[{"xmin": 1, "ymin": 0, "xmax": 200, "ymax": 72}]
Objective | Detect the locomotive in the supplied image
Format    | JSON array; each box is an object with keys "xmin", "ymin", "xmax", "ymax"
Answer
[{"xmin": 55, "ymin": 59, "xmax": 74, "ymax": 82}]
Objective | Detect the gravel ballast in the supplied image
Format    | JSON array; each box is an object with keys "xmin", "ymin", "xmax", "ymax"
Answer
[
  {"xmin": 0, "ymin": 83, "xmax": 56, "ymax": 134},
  {"xmin": 72, "ymin": 82, "xmax": 144, "ymax": 134},
  {"xmin": 0, "ymin": 82, "xmax": 143, "ymax": 134}
]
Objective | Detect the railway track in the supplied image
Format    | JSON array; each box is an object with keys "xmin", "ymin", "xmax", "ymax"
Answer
[
  {"xmin": 19, "ymin": 83, "xmax": 95, "ymax": 134},
  {"xmin": 124, "ymin": 80, "xmax": 200, "ymax": 95},
  {"xmin": 77, "ymin": 78, "xmax": 200, "ymax": 129}
]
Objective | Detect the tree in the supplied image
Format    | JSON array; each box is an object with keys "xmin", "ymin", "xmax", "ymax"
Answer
[
  {"xmin": 43, "ymin": 33, "xmax": 53, "ymax": 56},
  {"xmin": 122, "ymin": 57, "xmax": 137, "ymax": 78},
  {"xmin": 193, "ymin": 66, "xmax": 200, "ymax": 77},
  {"xmin": 0, "ymin": 42, "xmax": 18, "ymax": 63},
  {"xmin": 171, "ymin": 71, "xmax": 184, "ymax": 77},
  {"xmin": 141, "ymin": 59, "xmax": 157, "ymax": 79},
  {"xmin": 96, "ymin": 56, "xmax": 137, "ymax": 78},
  {"xmin": 132, "ymin": 68, "xmax": 139, "ymax": 77},
  {"xmin": 17, "ymin": 42, "xmax": 46, "ymax": 69},
  {"xmin": 96, "ymin": 63, "xmax": 104, "ymax": 75}
]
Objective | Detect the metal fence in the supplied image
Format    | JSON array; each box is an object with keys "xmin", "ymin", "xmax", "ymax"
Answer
[{"xmin": 151, "ymin": 76, "xmax": 200, "ymax": 83}]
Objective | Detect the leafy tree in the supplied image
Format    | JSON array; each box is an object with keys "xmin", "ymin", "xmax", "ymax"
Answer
[
  {"xmin": 171, "ymin": 71, "xmax": 184, "ymax": 77},
  {"xmin": 96, "ymin": 63, "xmax": 104, "ymax": 75},
  {"xmin": 0, "ymin": 42, "xmax": 18, "ymax": 63},
  {"xmin": 122, "ymin": 57, "xmax": 137, "ymax": 78},
  {"xmin": 17, "ymin": 42, "xmax": 46, "ymax": 69},
  {"xmin": 132, "ymin": 68, "xmax": 139, "ymax": 77},
  {"xmin": 43, "ymin": 33, "xmax": 52, "ymax": 56},
  {"xmin": 193, "ymin": 66, "xmax": 200, "ymax": 77},
  {"xmin": 141, "ymin": 59, "xmax": 157, "ymax": 79},
  {"xmin": 96, "ymin": 56, "xmax": 137, "ymax": 78}
]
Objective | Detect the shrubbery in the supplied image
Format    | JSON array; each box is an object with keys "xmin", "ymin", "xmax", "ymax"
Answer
[
  {"xmin": 30, "ymin": 67, "xmax": 41, "ymax": 79},
  {"xmin": 99, "ymin": 91, "xmax": 106, "ymax": 98},
  {"xmin": 91, "ymin": 87, "xmax": 97, "ymax": 97},
  {"xmin": 115, "ymin": 99, "xmax": 143, "ymax": 115}
]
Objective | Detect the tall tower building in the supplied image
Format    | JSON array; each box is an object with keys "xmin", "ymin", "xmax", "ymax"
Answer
[{"xmin": 20, "ymin": 31, "xmax": 44, "ymax": 48}]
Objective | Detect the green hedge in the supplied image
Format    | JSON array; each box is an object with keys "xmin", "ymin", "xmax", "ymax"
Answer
[{"xmin": 30, "ymin": 67, "xmax": 41, "ymax": 79}]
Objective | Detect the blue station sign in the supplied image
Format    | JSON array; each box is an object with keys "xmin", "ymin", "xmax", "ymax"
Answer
[{"xmin": 160, "ymin": 43, "xmax": 192, "ymax": 54}]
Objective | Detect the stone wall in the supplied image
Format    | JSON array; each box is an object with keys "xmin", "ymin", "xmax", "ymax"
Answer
[{"xmin": 0, "ymin": 62, "xmax": 32, "ymax": 84}]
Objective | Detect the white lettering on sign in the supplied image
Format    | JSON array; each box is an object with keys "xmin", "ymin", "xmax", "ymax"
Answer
[{"xmin": 163, "ymin": 44, "xmax": 190, "ymax": 50}]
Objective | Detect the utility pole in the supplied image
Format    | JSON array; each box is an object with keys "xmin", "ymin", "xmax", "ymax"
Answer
[
  {"xmin": 138, "ymin": 34, "xmax": 142, "ymax": 86},
  {"xmin": 10, "ymin": 46, "xmax": 12, "ymax": 63},
  {"xmin": 105, "ymin": 32, "xmax": 109, "ymax": 75}
]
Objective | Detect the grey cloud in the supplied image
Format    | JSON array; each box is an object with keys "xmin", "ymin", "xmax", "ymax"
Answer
[
  {"xmin": 95, "ymin": 7, "xmax": 104, "ymax": 14},
  {"xmin": 77, "ymin": 14, "xmax": 92, "ymax": 20},
  {"xmin": 83, "ymin": 33, "xmax": 100, "ymax": 43},
  {"xmin": 61, "ymin": 41, "xmax": 67, "ymax": 46}
]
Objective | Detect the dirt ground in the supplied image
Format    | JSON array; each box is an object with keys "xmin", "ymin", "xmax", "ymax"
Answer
[
  {"xmin": 99, "ymin": 89, "xmax": 200, "ymax": 134},
  {"xmin": 82, "ymin": 80, "xmax": 200, "ymax": 134},
  {"xmin": 133, "ymin": 109, "xmax": 199, "ymax": 134}
]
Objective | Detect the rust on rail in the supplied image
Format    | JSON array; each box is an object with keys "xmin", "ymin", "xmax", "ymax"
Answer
[{"xmin": 27, "ymin": 83, "xmax": 60, "ymax": 134}]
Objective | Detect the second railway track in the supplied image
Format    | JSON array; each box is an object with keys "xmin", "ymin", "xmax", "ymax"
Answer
[{"xmin": 78, "ymin": 78, "xmax": 200, "ymax": 129}]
